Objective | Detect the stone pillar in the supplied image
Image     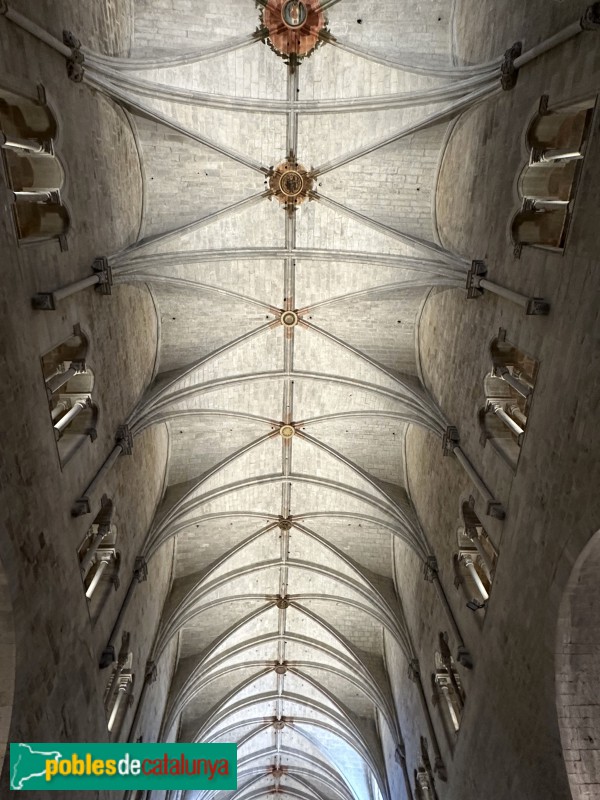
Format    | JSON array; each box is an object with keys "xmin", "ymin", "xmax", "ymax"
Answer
[
  {"xmin": 424, "ymin": 556, "xmax": 472, "ymax": 668},
  {"xmin": 530, "ymin": 146, "xmax": 583, "ymax": 164},
  {"xmin": 489, "ymin": 402, "xmax": 525, "ymax": 444},
  {"xmin": 50, "ymin": 400, "xmax": 68, "ymax": 421},
  {"xmin": 395, "ymin": 740, "xmax": 414, "ymax": 800},
  {"xmin": 85, "ymin": 558, "xmax": 110, "ymax": 599},
  {"xmin": 466, "ymin": 260, "xmax": 550, "ymax": 315},
  {"xmin": 464, "ymin": 528, "xmax": 494, "ymax": 581},
  {"xmin": 80, "ymin": 496, "xmax": 115, "ymax": 574},
  {"xmin": 100, "ymin": 557, "xmax": 148, "ymax": 668},
  {"xmin": 32, "ymin": 257, "xmax": 113, "ymax": 310},
  {"xmin": 72, "ymin": 424, "xmax": 133, "ymax": 516},
  {"xmin": 46, "ymin": 360, "xmax": 86, "ymax": 396},
  {"xmin": 443, "ymin": 427, "xmax": 505, "ymax": 519},
  {"xmin": 0, "ymin": 131, "xmax": 47, "ymax": 153},
  {"xmin": 509, "ymin": 403, "xmax": 527, "ymax": 428},
  {"xmin": 495, "ymin": 366, "xmax": 531, "ymax": 398},
  {"xmin": 126, "ymin": 660, "xmax": 158, "ymax": 743},
  {"xmin": 53, "ymin": 397, "xmax": 89, "ymax": 438},
  {"xmin": 461, "ymin": 554, "xmax": 489, "ymax": 601},
  {"xmin": 408, "ymin": 660, "xmax": 446, "ymax": 782}
]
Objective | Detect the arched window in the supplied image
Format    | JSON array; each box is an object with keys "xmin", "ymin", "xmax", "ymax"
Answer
[
  {"xmin": 513, "ymin": 97, "xmax": 595, "ymax": 254},
  {"xmin": 432, "ymin": 634, "xmax": 465, "ymax": 737},
  {"xmin": 454, "ymin": 501, "xmax": 498, "ymax": 611},
  {"xmin": 41, "ymin": 327, "xmax": 98, "ymax": 465},
  {"xmin": 519, "ymin": 160, "xmax": 577, "ymax": 203},
  {"xmin": 5, "ymin": 150, "xmax": 64, "ymax": 194},
  {"xmin": 527, "ymin": 105, "xmax": 591, "ymax": 157},
  {"xmin": 78, "ymin": 496, "xmax": 120, "ymax": 620},
  {"xmin": 0, "ymin": 86, "xmax": 57, "ymax": 145},
  {"xmin": 104, "ymin": 633, "xmax": 135, "ymax": 739},
  {"xmin": 479, "ymin": 331, "xmax": 538, "ymax": 470},
  {"xmin": 511, "ymin": 205, "xmax": 568, "ymax": 250},
  {"xmin": 1, "ymin": 85, "xmax": 70, "ymax": 246}
]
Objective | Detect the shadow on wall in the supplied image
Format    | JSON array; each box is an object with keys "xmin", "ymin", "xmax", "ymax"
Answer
[
  {"xmin": 556, "ymin": 529, "xmax": 600, "ymax": 800},
  {"xmin": 0, "ymin": 554, "xmax": 16, "ymax": 785}
]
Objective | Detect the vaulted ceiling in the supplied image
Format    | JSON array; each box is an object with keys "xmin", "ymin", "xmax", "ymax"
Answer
[{"xmin": 102, "ymin": 1, "xmax": 474, "ymax": 798}]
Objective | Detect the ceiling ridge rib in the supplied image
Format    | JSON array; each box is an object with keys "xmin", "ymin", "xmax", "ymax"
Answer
[
  {"xmin": 114, "ymin": 247, "xmax": 465, "ymax": 273},
  {"xmin": 300, "ymin": 322, "xmax": 443, "ymax": 419},
  {"xmin": 86, "ymin": 71, "xmax": 270, "ymax": 175},
  {"xmin": 190, "ymin": 689, "xmax": 386, "ymax": 795},
  {"xmin": 84, "ymin": 30, "xmax": 264, "ymax": 70},
  {"xmin": 310, "ymin": 81, "xmax": 499, "ymax": 176},
  {"xmin": 167, "ymin": 632, "xmax": 382, "ymax": 735},
  {"xmin": 140, "ymin": 371, "xmax": 446, "ymax": 436},
  {"xmin": 156, "ymin": 559, "xmax": 410, "ymax": 662},
  {"xmin": 315, "ymin": 193, "xmax": 467, "ymax": 267},
  {"xmin": 132, "ymin": 322, "xmax": 275, "ymax": 426},
  {"xmin": 145, "ymin": 434, "xmax": 276, "ymax": 550},
  {"xmin": 145, "ymin": 472, "xmax": 423, "ymax": 565},
  {"xmin": 112, "ymin": 193, "xmax": 269, "ymax": 266},
  {"xmin": 114, "ymin": 273, "xmax": 275, "ymax": 311}
]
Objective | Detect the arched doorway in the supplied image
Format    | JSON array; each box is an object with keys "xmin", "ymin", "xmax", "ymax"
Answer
[
  {"xmin": 556, "ymin": 529, "xmax": 600, "ymax": 799},
  {"xmin": 0, "ymin": 555, "xmax": 16, "ymax": 784}
]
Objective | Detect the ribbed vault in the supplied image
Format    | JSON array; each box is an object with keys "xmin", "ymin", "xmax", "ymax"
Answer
[{"xmin": 105, "ymin": 1, "xmax": 467, "ymax": 798}]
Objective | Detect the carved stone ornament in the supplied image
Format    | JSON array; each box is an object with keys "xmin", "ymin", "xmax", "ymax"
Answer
[
  {"xmin": 261, "ymin": 0, "xmax": 326, "ymax": 60},
  {"xmin": 269, "ymin": 161, "xmax": 313, "ymax": 205}
]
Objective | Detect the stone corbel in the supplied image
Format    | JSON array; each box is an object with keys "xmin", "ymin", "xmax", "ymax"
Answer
[
  {"xmin": 466, "ymin": 260, "xmax": 486, "ymax": 299},
  {"xmin": 92, "ymin": 257, "xmax": 113, "ymax": 296},
  {"xmin": 63, "ymin": 30, "xmax": 85, "ymax": 82},
  {"xmin": 133, "ymin": 556, "xmax": 148, "ymax": 583},
  {"xmin": 581, "ymin": 2, "xmax": 600, "ymax": 29},
  {"xmin": 394, "ymin": 741, "xmax": 406, "ymax": 764},
  {"xmin": 116, "ymin": 424, "xmax": 134, "ymax": 455},
  {"xmin": 408, "ymin": 658, "xmax": 420, "ymax": 683},
  {"xmin": 423, "ymin": 556, "xmax": 438, "ymax": 583},
  {"xmin": 145, "ymin": 660, "xmax": 158, "ymax": 684},
  {"xmin": 442, "ymin": 426, "xmax": 460, "ymax": 457},
  {"xmin": 501, "ymin": 42, "xmax": 522, "ymax": 90}
]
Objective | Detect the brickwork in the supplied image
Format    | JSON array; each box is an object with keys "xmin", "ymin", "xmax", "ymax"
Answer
[
  {"xmin": 556, "ymin": 530, "xmax": 600, "ymax": 800},
  {"xmin": 0, "ymin": 3, "xmax": 171, "ymax": 797},
  {"xmin": 0, "ymin": 558, "xmax": 15, "ymax": 783},
  {"xmin": 410, "ymin": 3, "xmax": 600, "ymax": 798},
  {"xmin": 320, "ymin": 125, "xmax": 448, "ymax": 241}
]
